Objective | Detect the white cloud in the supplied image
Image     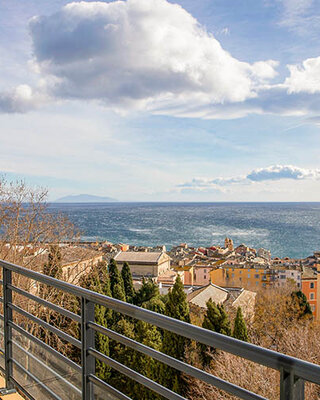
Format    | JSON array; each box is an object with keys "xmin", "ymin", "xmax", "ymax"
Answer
[
  {"xmin": 178, "ymin": 164, "xmax": 320, "ymax": 190},
  {"xmin": 2, "ymin": 0, "xmax": 320, "ymax": 120},
  {"xmin": 247, "ymin": 165, "xmax": 320, "ymax": 181},
  {"xmin": 284, "ymin": 57, "xmax": 320, "ymax": 94},
  {"xmin": 26, "ymin": 0, "xmax": 277, "ymax": 111}
]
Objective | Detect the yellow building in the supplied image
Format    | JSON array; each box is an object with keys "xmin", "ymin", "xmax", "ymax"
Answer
[{"xmin": 210, "ymin": 267, "xmax": 276, "ymax": 289}]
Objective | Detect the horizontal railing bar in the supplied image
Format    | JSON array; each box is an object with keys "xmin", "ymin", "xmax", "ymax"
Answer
[
  {"xmin": 9, "ymin": 303, "xmax": 81, "ymax": 349},
  {"xmin": 12, "ymin": 340, "xmax": 82, "ymax": 396},
  {"xmin": 1, "ymin": 260, "xmax": 320, "ymax": 385},
  {"xmin": 8, "ymin": 283, "xmax": 81, "ymax": 323},
  {"xmin": 11, "ymin": 358, "xmax": 62, "ymax": 400},
  {"xmin": 88, "ymin": 348, "xmax": 186, "ymax": 400},
  {"xmin": 9, "ymin": 321, "xmax": 81, "ymax": 373},
  {"xmin": 89, "ymin": 322, "xmax": 266, "ymax": 400},
  {"xmin": 89, "ymin": 374, "xmax": 132, "ymax": 400}
]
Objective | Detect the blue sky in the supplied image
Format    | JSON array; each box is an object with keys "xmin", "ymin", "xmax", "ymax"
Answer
[{"xmin": 0, "ymin": 0, "xmax": 320, "ymax": 201}]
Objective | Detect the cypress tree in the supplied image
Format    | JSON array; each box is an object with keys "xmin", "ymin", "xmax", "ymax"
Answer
[
  {"xmin": 133, "ymin": 320, "xmax": 163, "ymax": 400},
  {"xmin": 160, "ymin": 275, "xmax": 190, "ymax": 394},
  {"xmin": 291, "ymin": 290, "xmax": 313, "ymax": 319},
  {"xmin": 233, "ymin": 307, "xmax": 248, "ymax": 342},
  {"xmin": 134, "ymin": 278, "xmax": 159, "ymax": 306},
  {"xmin": 200, "ymin": 299, "xmax": 231, "ymax": 366},
  {"xmin": 43, "ymin": 245, "xmax": 62, "ymax": 279},
  {"xmin": 109, "ymin": 318, "xmax": 136, "ymax": 396},
  {"xmin": 121, "ymin": 262, "xmax": 135, "ymax": 303},
  {"xmin": 108, "ymin": 259, "xmax": 126, "ymax": 302},
  {"xmin": 80, "ymin": 267, "xmax": 111, "ymax": 381}
]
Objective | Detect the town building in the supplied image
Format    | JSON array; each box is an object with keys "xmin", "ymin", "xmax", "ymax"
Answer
[
  {"xmin": 187, "ymin": 283, "xmax": 256, "ymax": 319},
  {"xmin": 301, "ymin": 268, "xmax": 318, "ymax": 319},
  {"xmin": 210, "ymin": 266, "xmax": 278, "ymax": 289},
  {"xmin": 114, "ymin": 251, "xmax": 171, "ymax": 279}
]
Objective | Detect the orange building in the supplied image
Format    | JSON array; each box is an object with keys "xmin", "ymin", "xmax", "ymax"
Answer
[
  {"xmin": 210, "ymin": 267, "xmax": 277, "ymax": 290},
  {"xmin": 301, "ymin": 270, "xmax": 318, "ymax": 319}
]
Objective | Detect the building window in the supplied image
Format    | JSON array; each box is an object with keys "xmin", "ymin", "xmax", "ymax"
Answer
[
  {"xmin": 311, "ymin": 305, "xmax": 316, "ymax": 312},
  {"xmin": 254, "ymin": 274, "xmax": 259, "ymax": 279},
  {"xmin": 232, "ymin": 273, "xmax": 235, "ymax": 278},
  {"xmin": 256, "ymin": 281, "xmax": 259, "ymax": 286},
  {"xmin": 310, "ymin": 293, "xmax": 315, "ymax": 300},
  {"xmin": 239, "ymin": 277, "xmax": 242, "ymax": 282},
  {"xmin": 247, "ymin": 274, "xmax": 250, "ymax": 278},
  {"xmin": 310, "ymin": 282, "xmax": 314, "ymax": 289},
  {"xmin": 204, "ymin": 275, "xmax": 207, "ymax": 280},
  {"xmin": 204, "ymin": 269, "xmax": 206, "ymax": 273},
  {"xmin": 280, "ymin": 275, "xmax": 286, "ymax": 279}
]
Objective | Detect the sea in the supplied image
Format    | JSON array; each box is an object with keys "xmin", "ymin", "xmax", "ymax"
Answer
[{"xmin": 48, "ymin": 202, "xmax": 320, "ymax": 259}]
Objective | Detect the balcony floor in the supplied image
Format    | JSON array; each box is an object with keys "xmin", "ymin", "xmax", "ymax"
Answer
[{"xmin": 0, "ymin": 377, "xmax": 24, "ymax": 400}]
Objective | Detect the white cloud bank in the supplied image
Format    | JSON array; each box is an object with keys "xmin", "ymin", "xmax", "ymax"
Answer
[
  {"xmin": 0, "ymin": 0, "xmax": 278, "ymax": 114},
  {"xmin": 179, "ymin": 165, "xmax": 320, "ymax": 190},
  {"xmin": 0, "ymin": 0, "xmax": 320, "ymax": 119}
]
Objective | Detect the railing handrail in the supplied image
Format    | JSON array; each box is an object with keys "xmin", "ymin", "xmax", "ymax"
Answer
[
  {"xmin": 1, "ymin": 259, "xmax": 319, "ymax": 384},
  {"xmin": 0, "ymin": 258, "xmax": 319, "ymax": 400}
]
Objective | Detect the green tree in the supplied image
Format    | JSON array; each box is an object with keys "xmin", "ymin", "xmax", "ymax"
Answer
[
  {"xmin": 121, "ymin": 262, "xmax": 135, "ymax": 303},
  {"xmin": 160, "ymin": 275, "xmax": 190, "ymax": 394},
  {"xmin": 134, "ymin": 278, "xmax": 159, "ymax": 306},
  {"xmin": 109, "ymin": 318, "xmax": 136, "ymax": 396},
  {"xmin": 291, "ymin": 290, "xmax": 313, "ymax": 319},
  {"xmin": 80, "ymin": 265, "xmax": 111, "ymax": 381},
  {"xmin": 143, "ymin": 296, "xmax": 166, "ymax": 314},
  {"xmin": 233, "ymin": 307, "xmax": 248, "ymax": 342},
  {"xmin": 200, "ymin": 299, "xmax": 231, "ymax": 366},
  {"xmin": 133, "ymin": 320, "xmax": 163, "ymax": 400},
  {"xmin": 43, "ymin": 245, "xmax": 62, "ymax": 279},
  {"xmin": 108, "ymin": 259, "xmax": 126, "ymax": 302}
]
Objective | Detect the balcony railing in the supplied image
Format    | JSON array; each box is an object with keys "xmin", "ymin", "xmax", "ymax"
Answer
[{"xmin": 0, "ymin": 259, "xmax": 319, "ymax": 400}]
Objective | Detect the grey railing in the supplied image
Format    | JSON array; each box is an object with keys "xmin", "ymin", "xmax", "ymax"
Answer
[{"xmin": 0, "ymin": 260, "xmax": 319, "ymax": 400}]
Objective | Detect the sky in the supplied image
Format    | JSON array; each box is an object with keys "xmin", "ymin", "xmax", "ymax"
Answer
[{"xmin": 0, "ymin": 0, "xmax": 320, "ymax": 201}]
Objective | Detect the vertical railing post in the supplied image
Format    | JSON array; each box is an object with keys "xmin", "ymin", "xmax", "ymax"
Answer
[
  {"xmin": 3, "ymin": 267, "xmax": 13, "ymax": 389},
  {"xmin": 280, "ymin": 369, "xmax": 304, "ymax": 400},
  {"xmin": 81, "ymin": 297, "xmax": 95, "ymax": 400}
]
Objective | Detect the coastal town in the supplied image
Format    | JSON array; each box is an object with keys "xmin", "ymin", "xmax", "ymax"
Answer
[{"xmin": 14, "ymin": 236, "xmax": 319, "ymax": 322}]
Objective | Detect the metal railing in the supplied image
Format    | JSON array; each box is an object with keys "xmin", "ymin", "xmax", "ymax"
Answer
[{"xmin": 0, "ymin": 259, "xmax": 319, "ymax": 400}]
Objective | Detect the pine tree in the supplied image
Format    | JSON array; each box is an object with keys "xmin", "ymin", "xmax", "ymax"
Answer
[
  {"xmin": 200, "ymin": 299, "xmax": 231, "ymax": 366},
  {"xmin": 121, "ymin": 262, "xmax": 135, "ymax": 303},
  {"xmin": 233, "ymin": 307, "xmax": 248, "ymax": 342},
  {"xmin": 160, "ymin": 275, "xmax": 190, "ymax": 394},
  {"xmin": 108, "ymin": 259, "xmax": 126, "ymax": 302}
]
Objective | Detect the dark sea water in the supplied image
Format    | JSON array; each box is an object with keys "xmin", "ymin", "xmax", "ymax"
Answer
[{"xmin": 48, "ymin": 202, "xmax": 320, "ymax": 259}]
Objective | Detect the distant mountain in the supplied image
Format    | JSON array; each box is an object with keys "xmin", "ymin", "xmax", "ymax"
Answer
[{"xmin": 55, "ymin": 194, "xmax": 117, "ymax": 203}]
